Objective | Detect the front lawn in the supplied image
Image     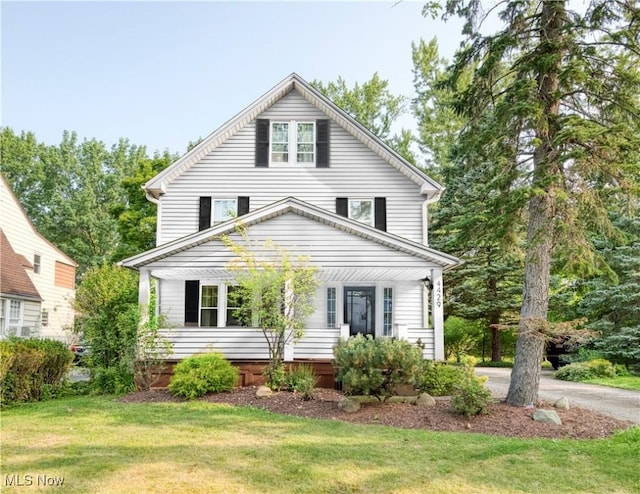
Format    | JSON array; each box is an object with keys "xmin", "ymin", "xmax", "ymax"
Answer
[
  {"xmin": 585, "ymin": 375, "xmax": 640, "ymax": 391},
  {"xmin": 1, "ymin": 395, "xmax": 639, "ymax": 493}
]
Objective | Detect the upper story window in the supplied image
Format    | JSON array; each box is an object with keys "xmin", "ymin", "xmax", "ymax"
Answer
[
  {"xmin": 270, "ymin": 121, "xmax": 315, "ymax": 165},
  {"xmin": 349, "ymin": 199, "xmax": 374, "ymax": 226},
  {"xmin": 336, "ymin": 197, "xmax": 387, "ymax": 232},
  {"xmin": 213, "ymin": 199, "xmax": 237, "ymax": 224},
  {"xmin": 256, "ymin": 119, "xmax": 329, "ymax": 168},
  {"xmin": 33, "ymin": 254, "xmax": 41, "ymax": 274}
]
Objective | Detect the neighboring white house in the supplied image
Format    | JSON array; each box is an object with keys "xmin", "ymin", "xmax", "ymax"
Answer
[
  {"xmin": 0, "ymin": 174, "xmax": 77, "ymax": 341},
  {"xmin": 120, "ymin": 73, "xmax": 459, "ymax": 386}
]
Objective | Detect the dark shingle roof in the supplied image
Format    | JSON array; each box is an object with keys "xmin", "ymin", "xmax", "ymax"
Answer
[{"xmin": 0, "ymin": 228, "xmax": 42, "ymax": 301}]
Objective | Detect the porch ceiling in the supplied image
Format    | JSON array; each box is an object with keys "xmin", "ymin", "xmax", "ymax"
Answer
[{"xmin": 147, "ymin": 266, "xmax": 431, "ymax": 282}]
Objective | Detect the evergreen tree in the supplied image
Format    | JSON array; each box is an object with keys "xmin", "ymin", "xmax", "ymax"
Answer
[{"xmin": 433, "ymin": 0, "xmax": 640, "ymax": 405}]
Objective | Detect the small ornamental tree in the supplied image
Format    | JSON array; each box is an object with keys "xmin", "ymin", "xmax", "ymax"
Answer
[{"xmin": 223, "ymin": 225, "xmax": 320, "ymax": 389}]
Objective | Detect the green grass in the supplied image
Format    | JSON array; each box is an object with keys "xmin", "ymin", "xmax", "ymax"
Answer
[
  {"xmin": 1, "ymin": 396, "xmax": 639, "ymax": 493},
  {"xmin": 585, "ymin": 375, "xmax": 640, "ymax": 391}
]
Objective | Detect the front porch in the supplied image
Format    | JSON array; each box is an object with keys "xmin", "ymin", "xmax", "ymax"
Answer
[{"xmin": 149, "ymin": 324, "xmax": 437, "ymax": 388}]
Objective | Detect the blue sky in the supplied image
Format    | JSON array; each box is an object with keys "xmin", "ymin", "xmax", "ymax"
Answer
[{"xmin": 2, "ymin": 1, "xmax": 468, "ymax": 155}]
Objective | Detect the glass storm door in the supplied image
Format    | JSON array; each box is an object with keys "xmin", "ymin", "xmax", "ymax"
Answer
[{"xmin": 344, "ymin": 287, "xmax": 375, "ymax": 337}]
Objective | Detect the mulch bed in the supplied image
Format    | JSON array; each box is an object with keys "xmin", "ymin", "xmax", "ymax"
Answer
[{"xmin": 118, "ymin": 386, "xmax": 635, "ymax": 439}]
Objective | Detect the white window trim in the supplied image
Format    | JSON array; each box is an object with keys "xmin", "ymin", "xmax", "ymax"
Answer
[
  {"xmin": 270, "ymin": 120, "xmax": 316, "ymax": 166},
  {"xmin": 348, "ymin": 198, "xmax": 375, "ymax": 227},
  {"xmin": 33, "ymin": 253, "xmax": 42, "ymax": 274}
]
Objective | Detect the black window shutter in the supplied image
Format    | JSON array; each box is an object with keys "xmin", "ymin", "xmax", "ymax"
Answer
[
  {"xmin": 375, "ymin": 197, "xmax": 387, "ymax": 231},
  {"xmin": 255, "ymin": 119, "xmax": 270, "ymax": 167},
  {"xmin": 199, "ymin": 197, "xmax": 211, "ymax": 231},
  {"xmin": 237, "ymin": 196, "xmax": 250, "ymax": 216},
  {"xmin": 336, "ymin": 197, "xmax": 348, "ymax": 218},
  {"xmin": 184, "ymin": 280, "xmax": 200, "ymax": 325},
  {"xmin": 316, "ymin": 119, "xmax": 329, "ymax": 167}
]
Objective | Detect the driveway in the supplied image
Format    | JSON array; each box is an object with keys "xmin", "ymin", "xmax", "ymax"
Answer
[{"xmin": 476, "ymin": 367, "xmax": 640, "ymax": 424}]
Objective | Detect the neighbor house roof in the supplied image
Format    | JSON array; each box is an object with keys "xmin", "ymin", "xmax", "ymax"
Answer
[
  {"xmin": 143, "ymin": 73, "xmax": 443, "ymax": 201},
  {"xmin": 0, "ymin": 174, "xmax": 77, "ymax": 268},
  {"xmin": 0, "ymin": 228, "xmax": 42, "ymax": 301},
  {"xmin": 119, "ymin": 197, "xmax": 460, "ymax": 272}
]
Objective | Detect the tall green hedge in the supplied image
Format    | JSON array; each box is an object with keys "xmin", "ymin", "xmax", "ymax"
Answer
[{"xmin": 0, "ymin": 338, "xmax": 73, "ymax": 405}]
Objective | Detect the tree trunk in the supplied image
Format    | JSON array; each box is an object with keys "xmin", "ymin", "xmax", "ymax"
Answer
[{"xmin": 506, "ymin": 0, "xmax": 564, "ymax": 406}]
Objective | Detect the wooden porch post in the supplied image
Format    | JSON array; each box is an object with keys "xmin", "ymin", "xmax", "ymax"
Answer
[{"xmin": 431, "ymin": 268, "xmax": 445, "ymax": 360}]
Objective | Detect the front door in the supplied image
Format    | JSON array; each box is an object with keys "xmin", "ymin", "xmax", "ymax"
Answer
[{"xmin": 344, "ymin": 287, "xmax": 375, "ymax": 337}]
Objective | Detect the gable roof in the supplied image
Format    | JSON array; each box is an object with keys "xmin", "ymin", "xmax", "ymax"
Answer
[
  {"xmin": 0, "ymin": 229, "xmax": 42, "ymax": 301},
  {"xmin": 144, "ymin": 73, "xmax": 443, "ymax": 201},
  {"xmin": 0, "ymin": 174, "xmax": 77, "ymax": 268},
  {"xmin": 119, "ymin": 197, "xmax": 459, "ymax": 271}
]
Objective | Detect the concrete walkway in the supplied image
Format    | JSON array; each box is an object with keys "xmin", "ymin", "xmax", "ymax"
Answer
[{"xmin": 476, "ymin": 367, "xmax": 640, "ymax": 424}]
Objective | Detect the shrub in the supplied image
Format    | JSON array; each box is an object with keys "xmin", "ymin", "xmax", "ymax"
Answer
[
  {"xmin": 265, "ymin": 363, "xmax": 287, "ymax": 391},
  {"xmin": 556, "ymin": 358, "xmax": 618, "ymax": 382},
  {"xmin": 169, "ymin": 353, "xmax": 239, "ymax": 399},
  {"xmin": 333, "ymin": 335, "xmax": 424, "ymax": 400},
  {"xmin": 419, "ymin": 361, "xmax": 464, "ymax": 396},
  {"xmin": 450, "ymin": 356, "xmax": 492, "ymax": 417},
  {"xmin": 90, "ymin": 364, "xmax": 136, "ymax": 395},
  {"xmin": 286, "ymin": 364, "xmax": 318, "ymax": 400},
  {"xmin": 0, "ymin": 338, "xmax": 73, "ymax": 405}
]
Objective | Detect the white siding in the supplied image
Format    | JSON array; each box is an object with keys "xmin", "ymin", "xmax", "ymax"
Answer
[
  {"xmin": 157, "ymin": 90, "xmax": 425, "ymax": 245},
  {"xmin": 159, "ymin": 279, "xmax": 185, "ymax": 326},
  {"xmin": 148, "ymin": 213, "xmax": 438, "ymax": 272},
  {"xmin": 159, "ymin": 328, "xmax": 270, "ymax": 360}
]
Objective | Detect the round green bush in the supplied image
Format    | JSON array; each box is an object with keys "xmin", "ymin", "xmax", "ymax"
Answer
[
  {"xmin": 555, "ymin": 358, "xmax": 618, "ymax": 382},
  {"xmin": 169, "ymin": 353, "xmax": 239, "ymax": 399},
  {"xmin": 419, "ymin": 361, "xmax": 464, "ymax": 396}
]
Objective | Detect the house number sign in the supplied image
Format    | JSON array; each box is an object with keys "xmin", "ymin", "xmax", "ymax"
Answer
[{"xmin": 435, "ymin": 279, "xmax": 442, "ymax": 309}]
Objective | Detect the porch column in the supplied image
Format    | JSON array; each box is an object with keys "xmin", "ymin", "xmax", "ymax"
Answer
[
  {"xmin": 138, "ymin": 268, "xmax": 151, "ymax": 327},
  {"xmin": 431, "ymin": 268, "xmax": 445, "ymax": 360}
]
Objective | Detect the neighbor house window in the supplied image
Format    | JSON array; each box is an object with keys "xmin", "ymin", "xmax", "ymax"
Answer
[
  {"xmin": 327, "ymin": 287, "xmax": 337, "ymax": 328},
  {"xmin": 271, "ymin": 121, "xmax": 315, "ymax": 164},
  {"xmin": 200, "ymin": 286, "xmax": 218, "ymax": 327},
  {"xmin": 349, "ymin": 199, "xmax": 374, "ymax": 226},
  {"xmin": 41, "ymin": 309, "xmax": 49, "ymax": 327},
  {"xmin": 213, "ymin": 199, "xmax": 237, "ymax": 224},
  {"xmin": 33, "ymin": 254, "xmax": 41, "ymax": 274},
  {"xmin": 383, "ymin": 288, "xmax": 393, "ymax": 337}
]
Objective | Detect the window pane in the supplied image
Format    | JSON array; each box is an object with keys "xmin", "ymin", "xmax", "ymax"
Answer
[
  {"xmin": 297, "ymin": 123, "xmax": 314, "ymax": 163},
  {"xmin": 349, "ymin": 200, "xmax": 373, "ymax": 225},
  {"xmin": 327, "ymin": 287, "xmax": 336, "ymax": 328},
  {"xmin": 201, "ymin": 286, "xmax": 218, "ymax": 308},
  {"xmin": 200, "ymin": 309, "xmax": 218, "ymax": 327},
  {"xmin": 213, "ymin": 199, "xmax": 237, "ymax": 223},
  {"xmin": 383, "ymin": 288, "xmax": 393, "ymax": 336}
]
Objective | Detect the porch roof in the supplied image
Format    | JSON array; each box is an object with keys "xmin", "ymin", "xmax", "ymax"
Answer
[
  {"xmin": 119, "ymin": 197, "xmax": 460, "ymax": 272},
  {"xmin": 143, "ymin": 266, "xmax": 431, "ymax": 283}
]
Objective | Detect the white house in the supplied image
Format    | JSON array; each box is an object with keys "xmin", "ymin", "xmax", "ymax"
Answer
[
  {"xmin": 0, "ymin": 174, "xmax": 77, "ymax": 341},
  {"xmin": 120, "ymin": 73, "xmax": 459, "ymax": 386}
]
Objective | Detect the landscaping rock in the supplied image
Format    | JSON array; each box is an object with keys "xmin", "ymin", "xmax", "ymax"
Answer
[
  {"xmin": 554, "ymin": 397, "xmax": 570, "ymax": 410},
  {"xmin": 338, "ymin": 397, "xmax": 361, "ymax": 413},
  {"xmin": 391, "ymin": 384, "xmax": 419, "ymax": 396},
  {"xmin": 416, "ymin": 393, "xmax": 436, "ymax": 407},
  {"xmin": 256, "ymin": 386, "xmax": 274, "ymax": 399},
  {"xmin": 387, "ymin": 396, "xmax": 417, "ymax": 404},
  {"xmin": 533, "ymin": 409, "xmax": 562, "ymax": 425}
]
